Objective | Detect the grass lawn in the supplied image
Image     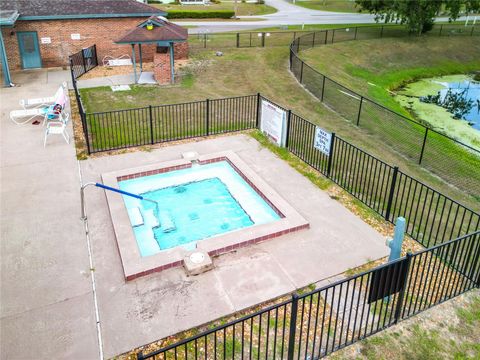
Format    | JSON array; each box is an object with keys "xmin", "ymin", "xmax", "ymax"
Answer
[
  {"xmin": 291, "ymin": 0, "xmax": 364, "ymax": 13},
  {"xmin": 79, "ymin": 44, "xmax": 479, "ymax": 210},
  {"xmin": 299, "ymin": 35, "xmax": 480, "ymax": 199},
  {"xmin": 300, "ymin": 36, "xmax": 480, "ymax": 116},
  {"xmin": 152, "ymin": 2, "xmax": 277, "ymax": 16},
  {"xmin": 328, "ymin": 289, "xmax": 480, "ymax": 360}
]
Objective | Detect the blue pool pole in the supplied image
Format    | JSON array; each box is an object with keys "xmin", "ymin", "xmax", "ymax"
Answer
[
  {"xmin": 386, "ymin": 217, "xmax": 406, "ymax": 262},
  {"xmin": 81, "ymin": 182, "xmax": 158, "ymax": 220}
]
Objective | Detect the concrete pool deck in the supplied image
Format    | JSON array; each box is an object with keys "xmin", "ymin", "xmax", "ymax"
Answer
[
  {"xmin": 81, "ymin": 135, "xmax": 389, "ymax": 357},
  {"xmin": 1, "ymin": 69, "xmax": 99, "ymax": 359},
  {"xmin": 1, "ymin": 69, "xmax": 388, "ymax": 359}
]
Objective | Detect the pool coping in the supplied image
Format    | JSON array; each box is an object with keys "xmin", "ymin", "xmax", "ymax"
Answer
[{"xmin": 102, "ymin": 150, "xmax": 309, "ymax": 281}]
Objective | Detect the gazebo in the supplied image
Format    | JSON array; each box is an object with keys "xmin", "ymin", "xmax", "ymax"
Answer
[{"xmin": 115, "ymin": 16, "xmax": 188, "ymax": 84}]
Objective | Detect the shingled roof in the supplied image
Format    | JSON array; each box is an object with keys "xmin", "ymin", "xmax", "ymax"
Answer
[
  {"xmin": 116, "ymin": 16, "xmax": 188, "ymax": 44},
  {"xmin": 1, "ymin": 0, "xmax": 166, "ymax": 20}
]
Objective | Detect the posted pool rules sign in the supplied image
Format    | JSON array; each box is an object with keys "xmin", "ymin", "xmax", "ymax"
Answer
[
  {"xmin": 260, "ymin": 100, "xmax": 287, "ymax": 147},
  {"xmin": 314, "ymin": 126, "xmax": 332, "ymax": 155}
]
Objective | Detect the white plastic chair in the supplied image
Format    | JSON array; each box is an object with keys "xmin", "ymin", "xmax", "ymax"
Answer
[
  {"xmin": 44, "ymin": 113, "xmax": 70, "ymax": 147},
  {"xmin": 19, "ymin": 82, "xmax": 67, "ymax": 109}
]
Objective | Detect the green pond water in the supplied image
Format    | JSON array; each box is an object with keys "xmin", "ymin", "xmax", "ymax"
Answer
[{"xmin": 395, "ymin": 74, "xmax": 480, "ymax": 149}]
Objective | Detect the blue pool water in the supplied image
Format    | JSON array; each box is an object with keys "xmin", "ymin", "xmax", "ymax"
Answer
[
  {"xmin": 118, "ymin": 161, "xmax": 281, "ymax": 256},
  {"xmin": 439, "ymin": 80, "xmax": 480, "ymax": 130}
]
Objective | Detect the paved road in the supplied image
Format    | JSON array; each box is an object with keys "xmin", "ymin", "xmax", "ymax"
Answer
[
  {"xmin": 180, "ymin": 0, "xmax": 376, "ymax": 33},
  {"xmin": 176, "ymin": 0, "xmax": 468, "ymax": 33}
]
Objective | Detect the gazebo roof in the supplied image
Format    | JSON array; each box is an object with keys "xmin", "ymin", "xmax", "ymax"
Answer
[{"xmin": 115, "ymin": 16, "xmax": 188, "ymax": 44}]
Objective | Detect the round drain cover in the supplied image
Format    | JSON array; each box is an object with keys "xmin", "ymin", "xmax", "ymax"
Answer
[{"xmin": 190, "ymin": 252, "xmax": 205, "ymax": 264}]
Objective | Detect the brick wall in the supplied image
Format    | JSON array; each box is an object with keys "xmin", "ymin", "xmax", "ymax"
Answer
[
  {"xmin": 153, "ymin": 47, "xmax": 171, "ymax": 84},
  {"xmin": 1, "ymin": 18, "xmax": 188, "ymax": 71}
]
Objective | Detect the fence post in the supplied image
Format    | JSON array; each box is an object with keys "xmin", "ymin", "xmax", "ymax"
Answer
[
  {"xmin": 69, "ymin": 58, "xmax": 75, "ymax": 83},
  {"xmin": 356, "ymin": 96, "xmax": 363, "ymax": 126},
  {"xmin": 204, "ymin": 33, "xmax": 207, "ymax": 48},
  {"xmin": 471, "ymin": 25, "xmax": 475, "ymax": 36},
  {"xmin": 380, "ymin": 25, "xmax": 384, "ymax": 38},
  {"xmin": 149, "ymin": 105, "xmax": 154, "ymax": 144},
  {"xmin": 385, "ymin": 166, "xmax": 399, "ymax": 222},
  {"xmin": 327, "ymin": 132, "xmax": 336, "ymax": 177},
  {"xmin": 82, "ymin": 112, "xmax": 91, "ymax": 155},
  {"xmin": 262, "ymin": 32, "xmax": 266, "ymax": 47},
  {"xmin": 312, "ymin": 31, "xmax": 316, "ymax": 47},
  {"xmin": 439, "ymin": 24, "xmax": 443, "ymax": 36},
  {"xmin": 93, "ymin": 44, "xmax": 98, "ymax": 66},
  {"xmin": 293, "ymin": 31, "xmax": 297, "ymax": 41},
  {"xmin": 354, "ymin": 26, "xmax": 358, "ymax": 40},
  {"xmin": 287, "ymin": 293, "xmax": 299, "ymax": 360},
  {"xmin": 82, "ymin": 49, "xmax": 87, "ymax": 74},
  {"xmin": 285, "ymin": 110, "xmax": 292, "ymax": 148},
  {"xmin": 299, "ymin": 61, "xmax": 304, "ymax": 83},
  {"xmin": 418, "ymin": 127, "xmax": 429, "ymax": 164},
  {"xmin": 331, "ymin": 29, "xmax": 335, "ymax": 43},
  {"xmin": 206, "ymin": 98, "xmax": 210, "ymax": 136},
  {"xmin": 324, "ymin": 30, "xmax": 328, "ymax": 44},
  {"xmin": 256, "ymin": 93, "xmax": 261, "ymax": 128},
  {"xmin": 236, "ymin": 32, "xmax": 240, "ymax": 48},
  {"xmin": 320, "ymin": 75, "xmax": 326, "ymax": 102},
  {"xmin": 393, "ymin": 252, "xmax": 412, "ymax": 323}
]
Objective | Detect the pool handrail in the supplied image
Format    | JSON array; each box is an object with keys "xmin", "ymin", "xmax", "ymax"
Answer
[{"xmin": 80, "ymin": 182, "xmax": 158, "ymax": 220}]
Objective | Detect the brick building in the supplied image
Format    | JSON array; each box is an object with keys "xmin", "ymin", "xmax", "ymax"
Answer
[{"xmin": 0, "ymin": 0, "xmax": 188, "ymax": 86}]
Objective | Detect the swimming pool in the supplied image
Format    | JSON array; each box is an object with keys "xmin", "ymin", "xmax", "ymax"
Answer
[
  {"xmin": 102, "ymin": 151, "xmax": 309, "ymax": 280},
  {"xmin": 118, "ymin": 161, "xmax": 281, "ymax": 256}
]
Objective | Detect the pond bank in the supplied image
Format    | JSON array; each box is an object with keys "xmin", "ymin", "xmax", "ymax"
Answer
[{"xmin": 395, "ymin": 74, "xmax": 480, "ymax": 149}]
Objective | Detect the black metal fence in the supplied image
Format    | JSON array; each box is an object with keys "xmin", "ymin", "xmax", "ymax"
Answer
[
  {"xmin": 75, "ymin": 89, "xmax": 480, "ymax": 245},
  {"xmin": 138, "ymin": 230, "xmax": 480, "ymax": 360},
  {"xmin": 289, "ymin": 25, "xmax": 480, "ymax": 198},
  {"xmin": 188, "ymin": 23, "xmax": 478, "ymax": 50},
  {"xmin": 76, "ymin": 93, "xmax": 480, "ymax": 360},
  {"xmin": 286, "ymin": 111, "xmax": 480, "ymax": 247},
  {"xmin": 69, "ymin": 45, "xmax": 98, "ymax": 79},
  {"xmin": 83, "ymin": 95, "xmax": 258, "ymax": 153}
]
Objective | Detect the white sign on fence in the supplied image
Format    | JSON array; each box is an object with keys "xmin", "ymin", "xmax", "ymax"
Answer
[
  {"xmin": 260, "ymin": 100, "xmax": 287, "ymax": 147},
  {"xmin": 40, "ymin": 37, "xmax": 51, "ymax": 44},
  {"xmin": 71, "ymin": 33, "xmax": 81, "ymax": 40},
  {"xmin": 314, "ymin": 126, "xmax": 332, "ymax": 155}
]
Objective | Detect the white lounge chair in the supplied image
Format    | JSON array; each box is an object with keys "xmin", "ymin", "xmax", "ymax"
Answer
[
  {"xmin": 19, "ymin": 82, "xmax": 67, "ymax": 109},
  {"xmin": 44, "ymin": 113, "xmax": 70, "ymax": 147},
  {"xmin": 10, "ymin": 107, "xmax": 49, "ymax": 125}
]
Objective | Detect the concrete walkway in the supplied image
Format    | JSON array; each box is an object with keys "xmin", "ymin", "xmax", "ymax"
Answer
[
  {"xmin": 77, "ymin": 73, "xmax": 136, "ymax": 89},
  {"xmin": 0, "ymin": 69, "xmax": 100, "ymax": 359}
]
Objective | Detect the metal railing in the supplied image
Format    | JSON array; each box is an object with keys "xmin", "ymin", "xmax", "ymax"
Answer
[
  {"xmin": 137, "ymin": 230, "xmax": 480, "ymax": 359},
  {"xmin": 69, "ymin": 45, "xmax": 98, "ymax": 79},
  {"xmin": 73, "ymin": 87, "xmax": 480, "ymax": 245},
  {"xmin": 83, "ymin": 95, "xmax": 258, "ymax": 153},
  {"xmin": 288, "ymin": 25, "xmax": 480, "ymax": 198}
]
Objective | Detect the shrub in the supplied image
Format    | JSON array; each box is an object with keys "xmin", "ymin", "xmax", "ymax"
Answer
[
  {"xmin": 166, "ymin": 10, "xmax": 235, "ymax": 19},
  {"xmin": 148, "ymin": 0, "xmax": 163, "ymax": 3}
]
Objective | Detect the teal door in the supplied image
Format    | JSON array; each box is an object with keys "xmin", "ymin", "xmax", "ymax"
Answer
[{"xmin": 17, "ymin": 32, "xmax": 41, "ymax": 69}]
